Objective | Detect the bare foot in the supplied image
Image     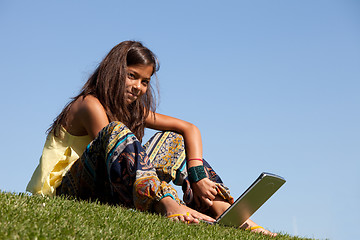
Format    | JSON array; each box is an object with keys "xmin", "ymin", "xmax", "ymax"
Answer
[
  {"xmin": 154, "ymin": 196, "xmax": 215, "ymax": 224},
  {"xmin": 182, "ymin": 205, "xmax": 215, "ymax": 222},
  {"xmin": 241, "ymin": 219, "xmax": 277, "ymax": 237}
]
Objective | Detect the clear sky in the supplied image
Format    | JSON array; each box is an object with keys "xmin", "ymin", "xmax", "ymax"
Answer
[{"xmin": 0, "ymin": 1, "xmax": 359, "ymax": 239}]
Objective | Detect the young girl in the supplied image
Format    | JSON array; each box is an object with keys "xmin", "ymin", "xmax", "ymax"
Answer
[{"xmin": 27, "ymin": 41, "xmax": 276, "ymax": 236}]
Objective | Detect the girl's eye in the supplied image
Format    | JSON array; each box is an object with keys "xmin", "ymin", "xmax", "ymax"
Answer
[
  {"xmin": 128, "ymin": 73, "xmax": 136, "ymax": 79},
  {"xmin": 142, "ymin": 80, "xmax": 149, "ymax": 86}
]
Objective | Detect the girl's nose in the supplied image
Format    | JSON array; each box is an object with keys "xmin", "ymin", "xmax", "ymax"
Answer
[{"xmin": 133, "ymin": 80, "xmax": 141, "ymax": 90}]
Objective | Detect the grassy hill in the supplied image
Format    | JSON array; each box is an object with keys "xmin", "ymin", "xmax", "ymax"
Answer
[{"xmin": 0, "ymin": 192, "xmax": 313, "ymax": 239}]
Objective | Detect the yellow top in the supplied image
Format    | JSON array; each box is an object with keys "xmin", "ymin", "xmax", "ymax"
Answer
[{"xmin": 26, "ymin": 126, "xmax": 92, "ymax": 196}]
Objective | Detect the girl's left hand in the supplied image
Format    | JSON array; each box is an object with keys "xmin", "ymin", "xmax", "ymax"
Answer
[{"xmin": 191, "ymin": 178, "xmax": 218, "ymax": 210}]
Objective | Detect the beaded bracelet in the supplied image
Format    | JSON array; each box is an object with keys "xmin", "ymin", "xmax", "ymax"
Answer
[{"xmin": 188, "ymin": 165, "xmax": 207, "ymax": 183}]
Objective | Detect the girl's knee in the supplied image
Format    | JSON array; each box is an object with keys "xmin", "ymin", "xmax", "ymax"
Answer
[
  {"xmin": 98, "ymin": 121, "xmax": 135, "ymax": 139},
  {"xmin": 89, "ymin": 121, "xmax": 139, "ymax": 152},
  {"xmin": 166, "ymin": 131, "xmax": 184, "ymax": 146},
  {"xmin": 144, "ymin": 131, "xmax": 184, "ymax": 151},
  {"xmin": 153, "ymin": 131, "xmax": 183, "ymax": 139}
]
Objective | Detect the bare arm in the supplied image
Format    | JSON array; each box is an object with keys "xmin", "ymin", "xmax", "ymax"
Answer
[
  {"xmin": 145, "ymin": 112, "xmax": 218, "ymax": 209},
  {"xmin": 145, "ymin": 112, "xmax": 203, "ymax": 168}
]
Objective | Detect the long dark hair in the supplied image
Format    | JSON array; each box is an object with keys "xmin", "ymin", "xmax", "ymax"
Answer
[{"xmin": 49, "ymin": 41, "xmax": 159, "ymax": 141}]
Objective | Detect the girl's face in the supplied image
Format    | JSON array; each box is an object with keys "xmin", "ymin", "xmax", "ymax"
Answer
[{"xmin": 125, "ymin": 64, "xmax": 153, "ymax": 105}]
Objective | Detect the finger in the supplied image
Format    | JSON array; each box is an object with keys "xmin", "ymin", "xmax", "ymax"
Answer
[
  {"xmin": 209, "ymin": 181, "xmax": 217, "ymax": 188},
  {"xmin": 207, "ymin": 198, "xmax": 213, "ymax": 207},
  {"xmin": 207, "ymin": 192, "xmax": 216, "ymax": 200},
  {"xmin": 210, "ymin": 186, "xmax": 218, "ymax": 196}
]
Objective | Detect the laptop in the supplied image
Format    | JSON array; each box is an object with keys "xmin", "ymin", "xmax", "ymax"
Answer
[{"xmin": 206, "ymin": 172, "xmax": 286, "ymax": 227}]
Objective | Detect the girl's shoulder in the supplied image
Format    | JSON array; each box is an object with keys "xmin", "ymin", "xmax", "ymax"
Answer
[
  {"xmin": 78, "ymin": 95, "xmax": 102, "ymax": 107},
  {"xmin": 72, "ymin": 95, "xmax": 105, "ymax": 116},
  {"xmin": 66, "ymin": 95, "xmax": 109, "ymax": 138}
]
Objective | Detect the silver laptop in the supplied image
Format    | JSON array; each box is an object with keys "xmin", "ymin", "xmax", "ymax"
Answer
[{"xmin": 209, "ymin": 172, "xmax": 286, "ymax": 227}]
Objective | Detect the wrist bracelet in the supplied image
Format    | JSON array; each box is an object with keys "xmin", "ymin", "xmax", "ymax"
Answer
[
  {"xmin": 187, "ymin": 158, "xmax": 203, "ymax": 163},
  {"xmin": 188, "ymin": 165, "xmax": 207, "ymax": 183}
]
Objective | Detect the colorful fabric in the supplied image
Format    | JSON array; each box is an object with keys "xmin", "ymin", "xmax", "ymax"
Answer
[
  {"xmin": 57, "ymin": 121, "xmax": 233, "ymax": 211},
  {"xmin": 144, "ymin": 131, "xmax": 233, "ymax": 207}
]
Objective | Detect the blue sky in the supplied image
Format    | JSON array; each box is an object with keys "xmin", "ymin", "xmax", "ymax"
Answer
[{"xmin": 0, "ymin": 1, "xmax": 359, "ymax": 239}]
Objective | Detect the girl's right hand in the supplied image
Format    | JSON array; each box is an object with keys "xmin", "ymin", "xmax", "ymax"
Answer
[{"xmin": 191, "ymin": 178, "xmax": 218, "ymax": 210}]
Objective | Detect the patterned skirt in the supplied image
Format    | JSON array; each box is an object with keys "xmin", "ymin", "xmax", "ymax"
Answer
[{"xmin": 57, "ymin": 121, "xmax": 233, "ymax": 211}]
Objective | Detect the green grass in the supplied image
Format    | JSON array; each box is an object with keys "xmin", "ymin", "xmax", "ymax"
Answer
[{"xmin": 0, "ymin": 192, "xmax": 313, "ymax": 240}]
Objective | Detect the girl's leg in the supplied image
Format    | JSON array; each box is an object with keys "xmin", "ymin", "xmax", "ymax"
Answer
[
  {"xmin": 143, "ymin": 131, "xmax": 187, "ymax": 185},
  {"xmin": 143, "ymin": 131, "xmax": 234, "ymax": 210},
  {"xmin": 57, "ymin": 122, "xmax": 181, "ymax": 211}
]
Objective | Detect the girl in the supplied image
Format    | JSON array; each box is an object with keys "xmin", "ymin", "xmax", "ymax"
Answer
[{"xmin": 27, "ymin": 41, "xmax": 276, "ymax": 236}]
